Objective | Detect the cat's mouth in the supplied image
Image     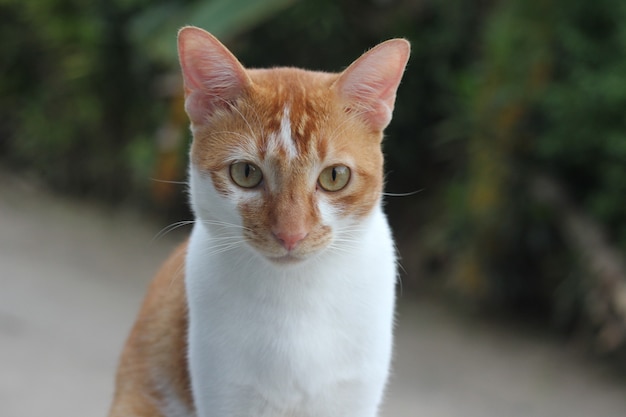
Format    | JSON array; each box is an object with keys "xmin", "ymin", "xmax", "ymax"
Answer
[
  {"xmin": 267, "ymin": 254, "xmax": 305, "ymax": 265},
  {"xmin": 243, "ymin": 226, "xmax": 333, "ymax": 265}
]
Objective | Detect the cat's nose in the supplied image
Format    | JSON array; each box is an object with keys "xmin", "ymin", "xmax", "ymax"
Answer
[{"xmin": 273, "ymin": 231, "xmax": 308, "ymax": 251}]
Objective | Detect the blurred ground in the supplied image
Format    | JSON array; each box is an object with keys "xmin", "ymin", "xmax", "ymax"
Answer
[{"xmin": 1, "ymin": 173, "xmax": 625, "ymax": 417}]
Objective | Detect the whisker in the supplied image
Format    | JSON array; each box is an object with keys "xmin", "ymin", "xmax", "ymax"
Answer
[
  {"xmin": 330, "ymin": 241, "xmax": 361, "ymax": 247},
  {"xmin": 382, "ymin": 189, "xmax": 424, "ymax": 197},
  {"xmin": 239, "ymin": 100, "xmax": 266, "ymax": 140},
  {"xmin": 167, "ymin": 261, "xmax": 187, "ymax": 291},
  {"xmin": 221, "ymin": 97, "xmax": 257, "ymax": 140},
  {"xmin": 192, "ymin": 92, "xmax": 259, "ymax": 145},
  {"xmin": 152, "ymin": 220, "xmax": 195, "ymax": 242},
  {"xmin": 165, "ymin": 236, "xmax": 246, "ymax": 289},
  {"xmin": 332, "ymin": 240, "xmax": 363, "ymax": 248},
  {"xmin": 396, "ymin": 278, "xmax": 404, "ymax": 296},
  {"xmin": 199, "ymin": 241, "xmax": 242, "ymax": 252},
  {"xmin": 336, "ymin": 229, "xmax": 367, "ymax": 238},
  {"xmin": 199, "ymin": 219, "xmax": 252, "ymax": 232},
  {"xmin": 199, "ymin": 242, "xmax": 243, "ymax": 258},
  {"xmin": 150, "ymin": 178, "xmax": 189, "ymax": 186}
]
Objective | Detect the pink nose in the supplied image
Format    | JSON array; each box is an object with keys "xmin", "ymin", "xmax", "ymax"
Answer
[{"xmin": 273, "ymin": 231, "xmax": 308, "ymax": 251}]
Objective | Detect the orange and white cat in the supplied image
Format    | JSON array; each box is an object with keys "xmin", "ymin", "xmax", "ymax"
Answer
[{"xmin": 109, "ymin": 26, "xmax": 410, "ymax": 417}]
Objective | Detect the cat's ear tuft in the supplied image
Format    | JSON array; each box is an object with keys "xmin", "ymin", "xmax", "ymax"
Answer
[
  {"xmin": 333, "ymin": 39, "xmax": 410, "ymax": 132},
  {"xmin": 177, "ymin": 26, "xmax": 251, "ymax": 125}
]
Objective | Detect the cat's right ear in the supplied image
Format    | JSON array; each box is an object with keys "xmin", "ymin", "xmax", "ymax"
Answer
[
  {"xmin": 333, "ymin": 39, "xmax": 410, "ymax": 132},
  {"xmin": 177, "ymin": 27, "xmax": 251, "ymax": 125}
]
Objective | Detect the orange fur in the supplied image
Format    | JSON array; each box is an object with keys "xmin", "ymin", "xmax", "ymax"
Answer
[{"xmin": 108, "ymin": 242, "xmax": 193, "ymax": 416}]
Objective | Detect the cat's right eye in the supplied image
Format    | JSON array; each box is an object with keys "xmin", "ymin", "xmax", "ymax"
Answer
[
  {"xmin": 318, "ymin": 165, "xmax": 351, "ymax": 192},
  {"xmin": 229, "ymin": 162, "xmax": 263, "ymax": 189}
]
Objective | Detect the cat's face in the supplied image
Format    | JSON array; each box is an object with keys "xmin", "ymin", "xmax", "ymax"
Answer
[
  {"xmin": 189, "ymin": 69, "xmax": 384, "ymax": 264},
  {"xmin": 179, "ymin": 27, "xmax": 409, "ymax": 265}
]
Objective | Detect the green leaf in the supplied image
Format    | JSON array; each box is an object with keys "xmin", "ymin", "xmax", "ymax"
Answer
[{"xmin": 130, "ymin": 0, "xmax": 296, "ymax": 64}]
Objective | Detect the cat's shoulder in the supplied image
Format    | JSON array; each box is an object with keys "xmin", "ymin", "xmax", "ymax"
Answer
[{"xmin": 109, "ymin": 240, "xmax": 193, "ymax": 417}]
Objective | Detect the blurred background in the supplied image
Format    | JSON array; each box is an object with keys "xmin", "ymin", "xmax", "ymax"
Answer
[{"xmin": 2, "ymin": 0, "xmax": 626, "ymax": 415}]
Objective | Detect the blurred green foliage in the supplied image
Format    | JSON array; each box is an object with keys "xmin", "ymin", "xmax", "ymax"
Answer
[
  {"xmin": 130, "ymin": 0, "xmax": 295, "ymax": 64},
  {"xmin": 536, "ymin": 0, "xmax": 626, "ymax": 250},
  {"xmin": 1, "ymin": 0, "xmax": 626, "ymax": 346},
  {"xmin": 0, "ymin": 0, "xmax": 292, "ymax": 200},
  {"xmin": 0, "ymin": 0, "xmax": 157, "ymax": 198}
]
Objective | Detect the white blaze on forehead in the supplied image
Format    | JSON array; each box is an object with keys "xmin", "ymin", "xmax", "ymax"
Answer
[{"xmin": 267, "ymin": 106, "xmax": 297, "ymax": 160}]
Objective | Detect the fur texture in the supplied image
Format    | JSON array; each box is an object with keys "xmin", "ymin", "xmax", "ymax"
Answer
[{"xmin": 109, "ymin": 27, "xmax": 410, "ymax": 417}]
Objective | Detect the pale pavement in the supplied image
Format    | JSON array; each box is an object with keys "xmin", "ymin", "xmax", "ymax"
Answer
[{"xmin": 1, "ymin": 174, "xmax": 625, "ymax": 417}]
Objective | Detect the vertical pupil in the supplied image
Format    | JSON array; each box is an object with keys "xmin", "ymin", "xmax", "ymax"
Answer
[
  {"xmin": 244, "ymin": 164, "xmax": 251, "ymax": 178},
  {"xmin": 332, "ymin": 167, "xmax": 337, "ymax": 182}
]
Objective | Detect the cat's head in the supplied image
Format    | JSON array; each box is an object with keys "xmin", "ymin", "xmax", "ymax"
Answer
[{"xmin": 178, "ymin": 27, "xmax": 409, "ymax": 265}]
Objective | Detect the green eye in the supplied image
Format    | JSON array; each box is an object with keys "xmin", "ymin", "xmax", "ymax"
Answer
[
  {"xmin": 229, "ymin": 162, "xmax": 263, "ymax": 188},
  {"xmin": 318, "ymin": 165, "xmax": 351, "ymax": 192}
]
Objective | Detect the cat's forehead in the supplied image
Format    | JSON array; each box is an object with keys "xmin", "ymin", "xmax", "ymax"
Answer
[
  {"xmin": 248, "ymin": 67, "xmax": 337, "ymax": 100},
  {"xmin": 246, "ymin": 68, "xmax": 340, "ymax": 162},
  {"xmin": 250, "ymin": 69, "xmax": 337, "ymax": 124}
]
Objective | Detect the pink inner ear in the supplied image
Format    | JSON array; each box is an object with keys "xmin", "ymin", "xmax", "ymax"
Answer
[
  {"xmin": 334, "ymin": 39, "xmax": 410, "ymax": 131},
  {"xmin": 177, "ymin": 27, "xmax": 250, "ymax": 125}
]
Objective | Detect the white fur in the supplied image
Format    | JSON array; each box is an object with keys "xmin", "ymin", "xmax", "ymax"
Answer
[
  {"xmin": 185, "ymin": 165, "xmax": 397, "ymax": 417},
  {"xmin": 267, "ymin": 106, "xmax": 298, "ymax": 160}
]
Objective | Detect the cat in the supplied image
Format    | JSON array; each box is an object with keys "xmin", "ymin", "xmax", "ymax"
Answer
[{"xmin": 108, "ymin": 26, "xmax": 410, "ymax": 417}]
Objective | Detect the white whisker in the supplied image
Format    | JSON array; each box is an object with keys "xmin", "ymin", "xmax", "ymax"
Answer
[
  {"xmin": 199, "ymin": 241, "xmax": 244, "ymax": 258},
  {"xmin": 193, "ymin": 92, "xmax": 260, "ymax": 147},
  {"xmin": 199, "ymin": 219, "xmax": 252, "ymax": 232},
  {"xmin": 382, "ymin": 189, "xmax": 423, "ymax": 197},
  {"xmin": 152, "ymin": 220, "xmax": 195, "ymax": 242},
  {"xmin": 222, "ymin": 98, "xmax": 257, "ymax": 140},
  {"xmin": 150, "ymin": 178, "xmax": 189, "ymax": 186},
  {"xmin": 167, "ymin": 262, "xmax": 187, "ymax": 291},
  {"xmin": 240, "ymin": 101, "xmax": 266, "ymax": 140}
]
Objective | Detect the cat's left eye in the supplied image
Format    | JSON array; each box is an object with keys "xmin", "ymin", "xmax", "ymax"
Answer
[
  {"xmin": 318, "ymin": 165, "xmax": 351, "ymax": 192},
  {"xmin": 230, "ymin": 162, "xmax": 263, "ymax": 189}
]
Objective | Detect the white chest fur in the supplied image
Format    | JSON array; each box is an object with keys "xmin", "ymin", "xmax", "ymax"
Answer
[{"xmin": 185, "ymin": 207, "xmax": 397, "ymax": 417}]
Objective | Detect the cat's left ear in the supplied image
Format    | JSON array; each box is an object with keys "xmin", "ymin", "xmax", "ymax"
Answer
[
  {"xmin": 177, "ymin": 26, "xmax": 251, "ymax": 125},
  {"xmin": 333, "ymin": 39, "xmax": 410, "ymax": 132}
]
